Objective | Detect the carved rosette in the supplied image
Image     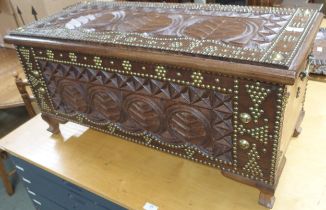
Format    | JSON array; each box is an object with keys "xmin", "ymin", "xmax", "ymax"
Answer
[{"xmin": 17, "ymin": 46, "xmax": 286, "ymax": 186}]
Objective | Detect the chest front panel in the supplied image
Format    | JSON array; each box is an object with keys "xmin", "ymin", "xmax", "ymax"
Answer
[{"xmin": 17, "ymin": 46, "xmax": 287, "ymax": 185}]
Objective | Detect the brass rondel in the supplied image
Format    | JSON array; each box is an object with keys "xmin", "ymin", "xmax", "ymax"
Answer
[{"xmin": 239, "ymin": 139, "xmax": 250, "ymax": 150}]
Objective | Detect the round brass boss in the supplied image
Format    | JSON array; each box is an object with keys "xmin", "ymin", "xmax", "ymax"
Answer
[
  {"xmin": 239, "ymin": 139, "xmax": 250, "ymax": 150},
  {"xmin": 272, "ymin": 53, "xmax": 284, "ymax": 61},
  {"xmin": 33, "ymin": 71, "xmax": 39, "ymax": 77},
  {"xmin": 240, "ymin": 113, "xmax": 252, "ymax": 124}
]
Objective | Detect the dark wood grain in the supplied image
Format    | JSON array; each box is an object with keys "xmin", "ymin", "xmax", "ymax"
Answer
[{"xmin": 247, "ymin": 0, "xmax": 275, "ymax": 6}]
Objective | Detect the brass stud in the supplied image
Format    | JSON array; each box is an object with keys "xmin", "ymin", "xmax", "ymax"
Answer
[{"xmin": 239, "ymin": 139, "xmax": 250, "ymax": 150}]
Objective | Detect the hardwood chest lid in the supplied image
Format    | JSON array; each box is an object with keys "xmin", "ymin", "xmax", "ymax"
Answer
[{"xmin": 5, "ymin": 1, "xmax": 323, "ymax": 84}]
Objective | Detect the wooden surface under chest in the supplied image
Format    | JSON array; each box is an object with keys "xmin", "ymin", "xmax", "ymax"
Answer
[{"xmin": 0, "ymin": 80, "xmax": 326, "ymax": 210}]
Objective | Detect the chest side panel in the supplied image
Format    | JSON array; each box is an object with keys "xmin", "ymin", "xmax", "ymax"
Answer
[{"xmin": 17, "ymin": 46, "xmax": 286, "ymax": 185}]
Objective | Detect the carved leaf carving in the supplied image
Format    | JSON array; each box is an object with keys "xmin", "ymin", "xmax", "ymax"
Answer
[
  {"xmin": 88, "ymin": 87, "xmax": 121, "ymax": 122},
  {"xmin": 59, "ymin": 81, "xmax": 87, "ymax": 114},
  {"xmin": 168, "ymin": 106, "xmax": 208, "ymax": 146},
  {"xmin": 123, "ymin": 95, "xmax": 162, "ymax": 133}
]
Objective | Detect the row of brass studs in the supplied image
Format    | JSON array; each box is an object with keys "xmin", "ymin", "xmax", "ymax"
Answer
[
  {"xmin": 31, "ymin": 48, "xmax": 56, "ymax": 112},
  {"xmin": 286, "ymin": 9, "xmax": 317, "ymax": 66},
  {"xmin": 18, "ymin": 47, "xmax": 52, "ymax": 113},
  {"xmin": 232, "ymin": 79, "xmax": 239, "ymax": 169},
  {"xmin": 269, "ymin": 86, "xmax": 287, "ymax": 184},
  {"xmin": 51, "ymin": 111, "xmax": 232, "ymax": 166},
  {"xmin": 49, "ymin": 101, "xmax": 232, "ymax": 165},
  {"xmin": 34, "ymin": 52, "xmax": 232, "ymax": 94}
]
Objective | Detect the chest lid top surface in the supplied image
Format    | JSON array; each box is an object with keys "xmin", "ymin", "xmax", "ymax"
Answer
[{"xmin": 6, "ymin": 1, "xmax": 323, "ymax": 84}]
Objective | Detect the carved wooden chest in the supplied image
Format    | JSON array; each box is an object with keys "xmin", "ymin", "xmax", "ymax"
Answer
[{"xmin": 5, "ymin": 2, "xmax": 323, "ymax": 208}]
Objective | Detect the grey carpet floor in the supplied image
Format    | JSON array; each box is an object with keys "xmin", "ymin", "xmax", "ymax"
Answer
[
  {"xmin": 0, "ymin": 107, "xmax": 35, "ymax": 210},
  {"xmin": 0, "ymin": 107, "xmax": 30, "ymax": 138},
  {"xmin": 0, "ymin": 160, "xmax": 34, "ymax": 210}
]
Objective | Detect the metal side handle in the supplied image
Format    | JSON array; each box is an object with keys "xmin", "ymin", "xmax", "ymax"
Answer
[{"xmin": 300, "ymin": 55, "xmax": 313, "ymax": 81}]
